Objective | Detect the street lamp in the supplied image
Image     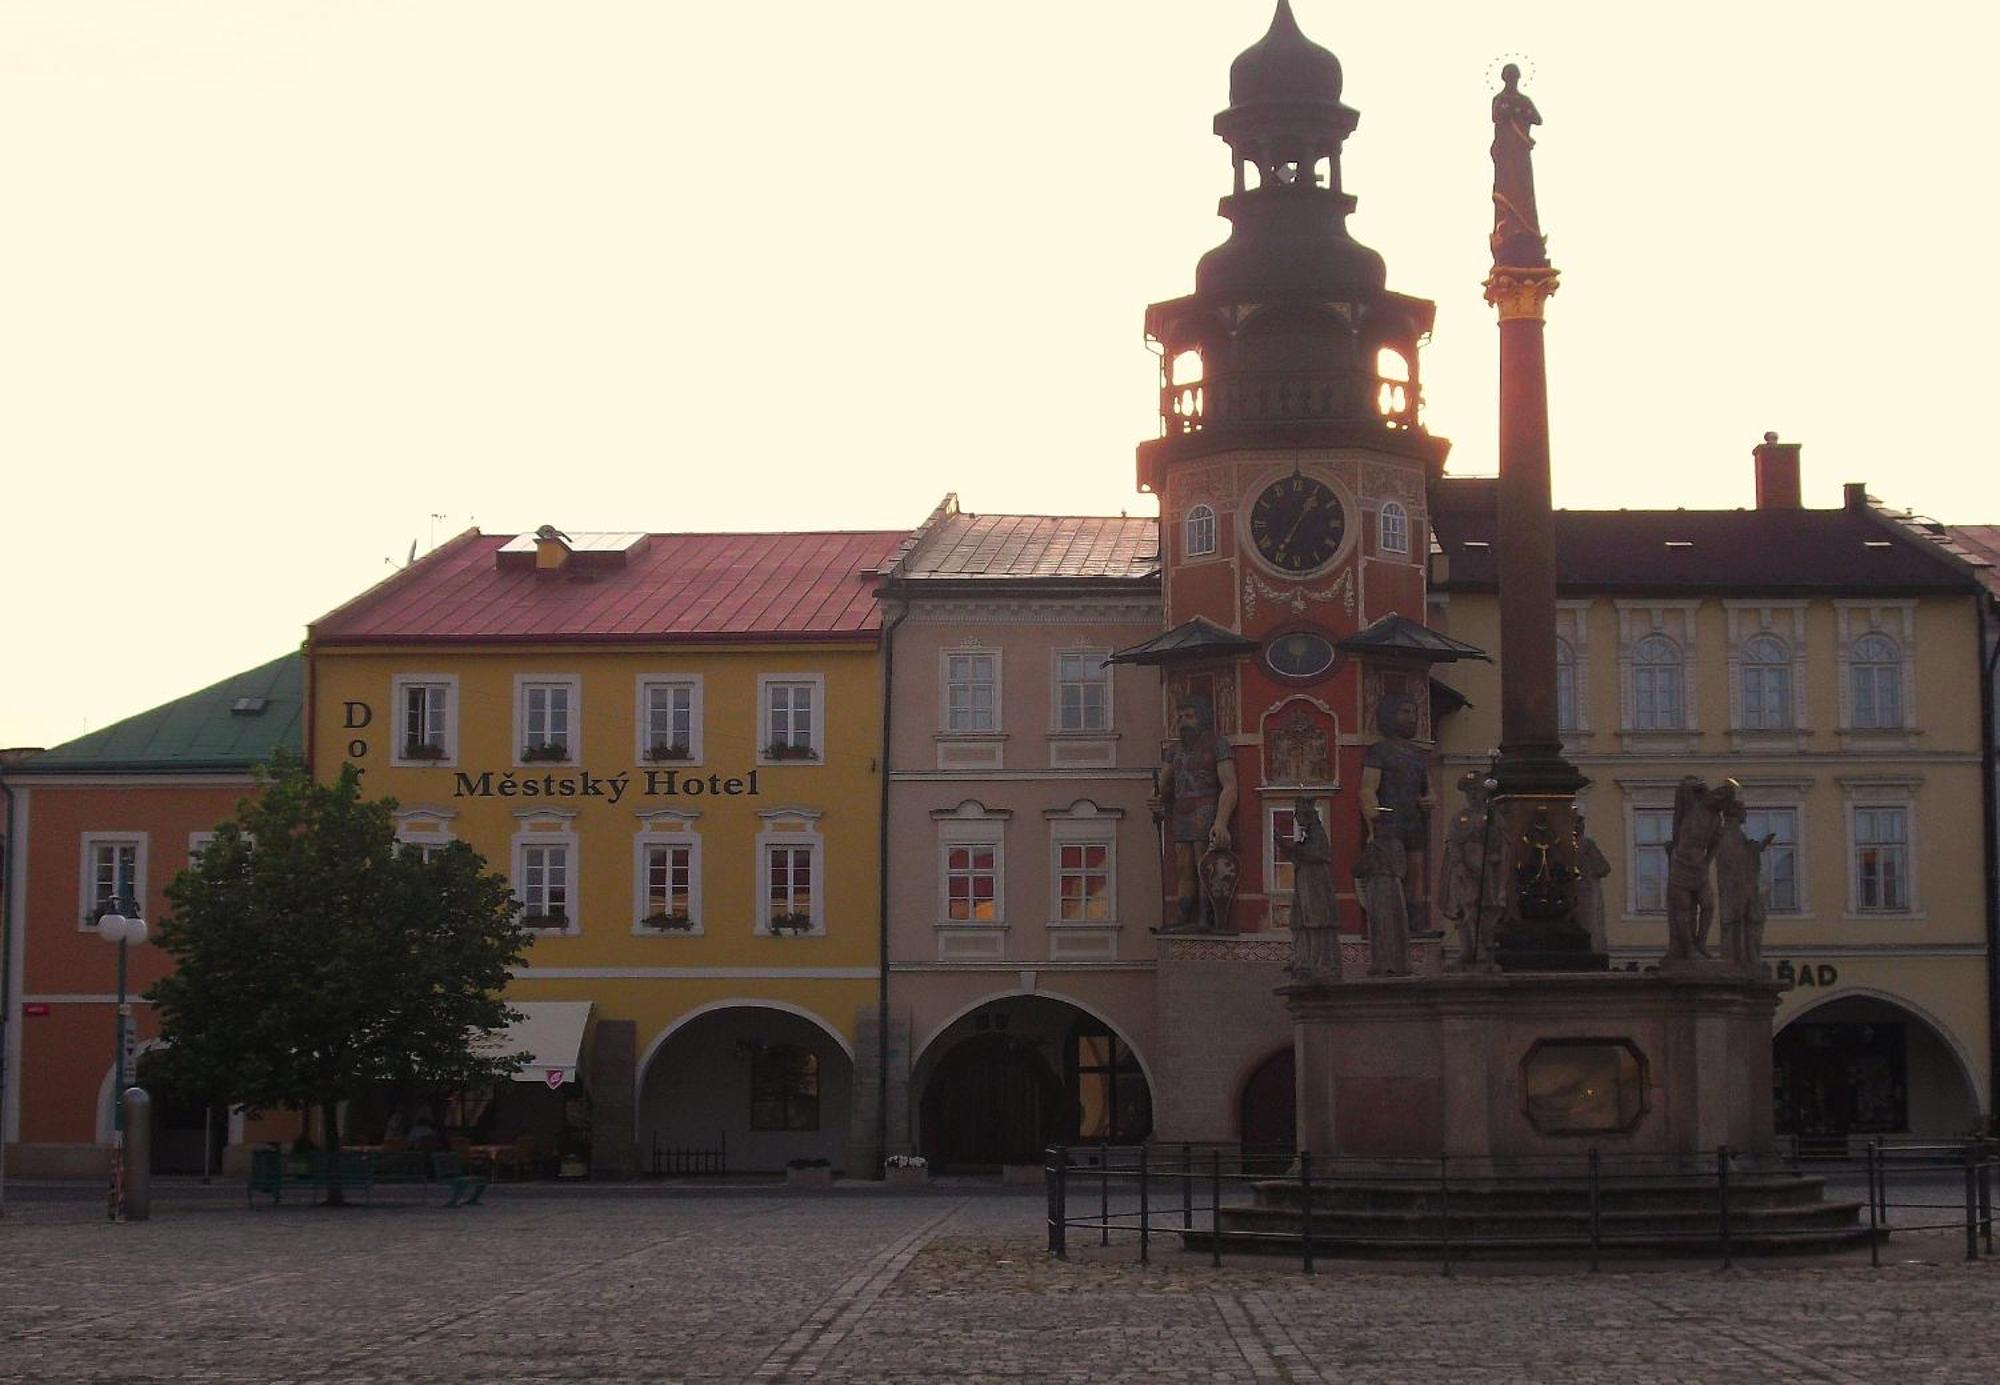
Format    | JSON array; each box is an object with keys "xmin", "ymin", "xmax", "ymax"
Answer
[{"xmin": 95, "ymin": 902, "xmax": 147, "ymax": 1222}]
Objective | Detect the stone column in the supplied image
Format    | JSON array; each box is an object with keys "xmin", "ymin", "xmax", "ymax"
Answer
[{"xmin": 589, "ymin": 1019, "xmax": 639, "ymax": 1178}]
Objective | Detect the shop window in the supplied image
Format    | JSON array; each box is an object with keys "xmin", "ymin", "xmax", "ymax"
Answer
[{"xmin": 1065, "ymin": 1019, "xmax": 1151, "ymax": 1144}]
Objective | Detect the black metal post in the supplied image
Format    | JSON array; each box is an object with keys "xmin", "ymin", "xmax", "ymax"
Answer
[
  {"xmin": 1182, "ymin": 1142, "xmax": 1192, "ymax": 1232},
  {"xmin": 1051, "ymin": 1147, "xmax": 1067, "ymax": 1260},
  {"xmin": 1717, "ymin": 1146, "xmax": 1733, "ymax": 1270},
  {"xmin": 1138, "ymin": 1144, "xmax": 1150, "ymax": 1266},
  {"xmin": 1979, "ymin": 1138, "xmax": 1992, "ymax": 1255},
  {"xmin": 1299, "ymin": 1151, "xmax": 1315, "ymax": 1275},
  {"xmin": 1866, "ymin": 1140, "xmax": 1880, "ymax": 1269},
  {"xmin": 1587, "ymin": 1147, "xmax": 1601, "ymax": 1273},
  {"xmin": 1100, "ymin": 1143, "xmax": 1111, "ymax": 1248},
  {"xmin": 1965, "ymin": 1141, "xmax": 1980, "ymax": 1262},
  {"xmin": 1439, "ymin": 1154, "xmax": 1453, "ymax": 1278},
  {"xmin": 1873, "ymin": 1137, "xmax": 1886, "ymax": 1229},
  {"xmin": 1211, "ymin": 1147, "xmax": 1223, "ymax": 1269}
]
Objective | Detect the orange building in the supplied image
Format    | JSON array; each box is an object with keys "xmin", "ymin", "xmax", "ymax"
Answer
[{"xmin": 0, "ymin": 654, "xmax": 300, "ymax": 1178}]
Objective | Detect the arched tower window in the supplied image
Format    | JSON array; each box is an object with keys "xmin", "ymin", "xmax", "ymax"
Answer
[
  {"xmin": 1631, "ymin": 634, "xmax": 1685, "ymax": 731},
  {"xmin": 1185, "ymin": 504, "xmax": 1217, "ymax": 558},
  {"xmin": 1378, "ymin": 501, "xmax": 1408, "ymax": 557},
  {"xmin": 1740, "ymin": 634, "xmax": 1794, "ymax": 730}
]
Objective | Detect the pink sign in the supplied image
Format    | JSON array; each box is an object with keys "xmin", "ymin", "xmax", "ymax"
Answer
[{"xmin": 545, "ymin": 1068, "xmax": 566, "ymax": 1089}]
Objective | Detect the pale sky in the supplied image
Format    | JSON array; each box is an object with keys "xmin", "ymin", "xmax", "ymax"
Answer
[{"xmin": 4, "ymin": 1, "xmax": 1995, "ymax": 749}]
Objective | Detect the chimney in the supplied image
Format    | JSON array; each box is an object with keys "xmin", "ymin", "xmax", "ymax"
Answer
[
  {"xmin": 1753, "ymin": 432, "xmax": 1802, "ymax": 510},
  {"xmin": 534, "ymin": 524, "xmax": 573, "ymax": 570}
]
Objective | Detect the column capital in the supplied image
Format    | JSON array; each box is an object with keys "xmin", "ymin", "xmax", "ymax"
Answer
[{"xmin": 1483, "ymin": 266, "xmax": 1560, "ymax": 321}]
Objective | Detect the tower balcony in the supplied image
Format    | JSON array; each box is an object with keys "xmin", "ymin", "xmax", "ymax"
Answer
[{"xmin": 1162, "ymin": 367, "xmax": 1419, "ymax": 436}]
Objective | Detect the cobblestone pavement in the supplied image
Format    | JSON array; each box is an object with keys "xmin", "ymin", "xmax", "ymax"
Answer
[{"xmin": 2, "ymin": 1184, "xmax": 1997, "ymax": 1382}]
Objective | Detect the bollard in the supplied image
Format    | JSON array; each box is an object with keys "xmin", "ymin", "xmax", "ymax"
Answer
[
  {"xmin": 122, "ymin": 1088, "xmax": 152, "ymax": 1222},
  {"xmin": 1866, "ymin": 1140, "xmax": 1880, "ymax": 1269}
]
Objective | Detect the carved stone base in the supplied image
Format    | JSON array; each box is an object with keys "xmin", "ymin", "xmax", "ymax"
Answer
[{"xmin": 1486, "ymin": 793, "xmax": 1606, "ymax": 973}]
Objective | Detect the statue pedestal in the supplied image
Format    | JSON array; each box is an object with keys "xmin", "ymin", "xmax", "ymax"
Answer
[{"xmin": 1284, "ymin": 971, "xmax": 1781, "ymax": 1167}]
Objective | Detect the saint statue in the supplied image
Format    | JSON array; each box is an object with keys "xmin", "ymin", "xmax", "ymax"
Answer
[
  {"xmin": 1715, "ymin": 787, "xmax": 1775, "ymax": 975},
  {"xmin": 1438, "ymin": 770, "xmax": 1501, "ymax": 969},
  {"xmin": 1575, "ymin": 821, "xmax": 1612, "ymax": 956},
  {"xmin": 1148, "ymin": 694, "xmax": 1239, "ymax": 933},
  {"xmin": 1353, "ymin": 831, "xmax": 1411, "ymax": 977},
  {"xmin": 1360, "ymin": 692, "xmax": 1434, "ymax": 935},
  {"xmin": 1490, "ymin": 64, "xmax": 1548, "ymax": 269},
  {"xmin": 1665, "ymin": 776, "xmax": 1726, "ymax": 962},
  {"xmin": 1281, "ymin": 798, "xmax": 1341, "ymax": 983}
]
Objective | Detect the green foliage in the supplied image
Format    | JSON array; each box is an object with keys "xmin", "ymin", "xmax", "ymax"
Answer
[{"xmin": 145, "ymin": 751, "xmax": 529, "ymax": 1135}]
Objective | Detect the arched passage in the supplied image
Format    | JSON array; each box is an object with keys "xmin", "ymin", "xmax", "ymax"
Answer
[
  {"xmin": 1775, "ymin": 991, "xmax": 1982, "ymax": 1141},
  {"xmin": 638, "ymin": 1003, "xmax": 853, "ymax": 1175},
  {"xmin": 913, "ymin": 995, "xmax": 1152, "ymax": 1170},
  {"xmin": 1237, "ymin": 1045, "xmax": 1295, "ymax": 1160}
]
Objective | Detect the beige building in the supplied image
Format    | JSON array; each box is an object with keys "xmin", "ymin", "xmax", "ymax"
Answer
[
  {"xmin": 878, "ymin": 498, "xmax": 1165, "ymax": 1168},
  {"xmin": 1432, "ymin": 445, "xmax": 1992, "ymax": 1142}
]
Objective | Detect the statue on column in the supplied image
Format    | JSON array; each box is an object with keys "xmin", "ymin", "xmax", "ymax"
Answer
[
  {"xmin": 1439, "ymin": 770, "xmax": 1502, "ymax": 969},
  {"xmin": 1575, "ymin": 819, "xmax": 1612, "ymax": 956},
  {"xmin": 1715, "ymin": 785, "xmax": 1776, "ymax": 975},
  {"xmin": 1149, "ymin": 694, "xmax": 1239, "ymax": 933},
  {"xmin": 1664, "ymin": 776, "xmax": 1726, "ymax": 962},
  {"xmin": 1354, "ymin": 831, "xmax": 1411, "ymax": 977},
  {"xmin": 1360, "ymin": 692, "xmax": 1435, "ymax": 935},
  {"xmin": 1281, "ymin": 798, "xmax": 1341, "ymax": 982},
  {"xmin": 1490, "ymin": 63, "xmax": 1548, "ymax": 269}
]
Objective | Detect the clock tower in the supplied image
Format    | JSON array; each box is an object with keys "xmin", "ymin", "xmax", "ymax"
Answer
[{"xmin": 1126, "ymin": 2, "xmax": 1463, "ymax": 937}]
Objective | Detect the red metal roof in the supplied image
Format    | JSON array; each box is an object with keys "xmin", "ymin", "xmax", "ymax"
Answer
[
  {"xmin": 312, "ymin": 529, "xmax": 908, "ymax": 644},
  {"xmin": 1942, "ymin": 526, "xmax": 2000, "ymax": 600}
]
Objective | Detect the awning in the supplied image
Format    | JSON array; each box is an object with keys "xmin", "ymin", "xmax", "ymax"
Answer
[{"xmin": 478, "ymin": 1001, "xmax": 593, "ymax": 1087}]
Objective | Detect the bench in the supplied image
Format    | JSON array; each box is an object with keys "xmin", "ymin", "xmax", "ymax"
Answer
[
  {"xmin": 431, "ymin": 1153, "xmax": 488, "ymax": 1208},
  {"xmin": 247, "ymin": 1149, "xmax": 377, "ymax": 1206}
]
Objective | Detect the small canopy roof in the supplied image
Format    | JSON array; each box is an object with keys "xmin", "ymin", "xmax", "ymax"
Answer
[
  {"xmin": 477, "ymin": 1001, "xmax": 593, "ymax": 1087},
  {"xmin": 1108, "ymin": 616, "xmax": 1260, "ymax": 666},
  {"xmin": 1336, "ymin": 613, "xmax": 1489, "ymax": 664}
]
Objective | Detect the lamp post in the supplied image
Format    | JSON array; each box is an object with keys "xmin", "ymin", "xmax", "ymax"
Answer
[{"xmin": 95, "ymin": 902, "xmax": 147, "ymax": 1222}]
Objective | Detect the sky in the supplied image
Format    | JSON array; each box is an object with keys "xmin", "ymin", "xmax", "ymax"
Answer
[{"xmin": 3, "ymin": 1, "xmax": 1996, "ymax": 749}]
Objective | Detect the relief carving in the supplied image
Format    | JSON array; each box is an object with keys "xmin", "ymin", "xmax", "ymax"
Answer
[{"xmin": 1265, "ymin": 705, "xmax": 1331, "ymax": 785}]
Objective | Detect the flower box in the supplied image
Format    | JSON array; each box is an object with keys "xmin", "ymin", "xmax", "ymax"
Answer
[
  {"xmin": 644, "ymin": 742, "xmax": 692, "ymax": 762},
  {"xmin": 640, "ymin": 912, "xmax": 696, "ymax": 932},
  {"xmin": 401, "ymin": 742, "xmax": 448, "ymax": 761},
  {"xmin": 762, "ymin": 742, "xmax": 818, "ymax": 762},
  {"xmin": 523, "ymin": 910, "xmax": 570, "ymax": 930},
  {"xmin": 767, "ymin": 913, "xmax": 814, "ymax": 936},
  {"xmin": 521, "ymin": 743, "xmax": 569, "ymax": 763}
]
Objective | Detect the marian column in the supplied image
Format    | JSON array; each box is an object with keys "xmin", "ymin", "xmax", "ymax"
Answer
[{"xmin": 1481, "ymin": 67, "xmax": 1602, "ymax": 971}]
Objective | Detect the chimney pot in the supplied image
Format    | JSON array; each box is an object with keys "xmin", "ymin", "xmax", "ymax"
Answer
[{"xmin": 1753, "ymin": 434, "xmax": 1802, "ymax": 510}]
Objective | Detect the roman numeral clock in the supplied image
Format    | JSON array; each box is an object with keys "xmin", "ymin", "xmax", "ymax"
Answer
[{"xmin": 1249, "ymin": 473, "xmax": 1347, "ymax": 575}]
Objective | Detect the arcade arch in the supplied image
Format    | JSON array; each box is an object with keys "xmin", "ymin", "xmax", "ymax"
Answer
[{"xmin": 1775, "ymin": 990, "xmax": 1981, "ymax": 1141}]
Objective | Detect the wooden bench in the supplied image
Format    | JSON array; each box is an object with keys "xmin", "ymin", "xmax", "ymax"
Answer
[{"xmin": 247, "ymin": 1149, "xmax": 378, "ymax": 1206}]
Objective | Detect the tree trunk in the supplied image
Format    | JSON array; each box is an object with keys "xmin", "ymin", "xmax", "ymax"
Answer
[{"xmin": 322, "ymin": 1097, "xmax": 346, "ymax": 1208}]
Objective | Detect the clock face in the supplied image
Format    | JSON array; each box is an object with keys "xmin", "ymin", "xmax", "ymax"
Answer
[{"xmin": 1249, "ymin": 475, "xmax": 1346, "ymax": 574}]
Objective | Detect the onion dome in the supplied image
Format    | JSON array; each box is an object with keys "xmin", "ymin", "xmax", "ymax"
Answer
[{"xmin": 1229, "ymin": 1, "xmax": 1344, "ymax": 108}]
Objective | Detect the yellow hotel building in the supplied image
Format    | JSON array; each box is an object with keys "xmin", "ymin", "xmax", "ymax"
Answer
[{"xmin": 308, "ymin": 525, "xmax": 904, "ymax": 1175}]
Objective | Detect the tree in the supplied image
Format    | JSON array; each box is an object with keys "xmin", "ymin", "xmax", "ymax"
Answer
[{"xmin": 146, "ymin": 751, "xmax": 528, "ymax": 1204}]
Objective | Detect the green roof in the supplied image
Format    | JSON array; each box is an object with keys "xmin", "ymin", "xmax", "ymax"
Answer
[{"xmin": 19, "ymin": 652, "xmax": 303, "ymax": 774}]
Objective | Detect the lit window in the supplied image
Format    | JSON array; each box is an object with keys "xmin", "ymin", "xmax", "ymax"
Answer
[
  {"xmin": 750, "ymin": 1045, "xmax": 820, "ymax": 1131},
  {"xmin": 1740, "ymin": 635, "xmax": 1794, "ymax": 731},
  {"xmin": 1186, "ymin": 505, "xmax": 1217, "ymax": 558},
  {"xmin": 519, "ymin": 843, "xmax": 571, "ymax": 927},
  {"xmin": 1055, "ymin": 652, "xmax": 1110, "ymax": 733},
  {"xmin": 1854, "ymin": 806, "xmax": 1909, "ymax": 911},
  {"xmin": 1379, "ymin": 502, "xmax": 1409, "ymax": 557},
  {"xmin": 1631, "ymin": 635, "xmax": 1685, "ymax": 731},
  {"xmin": 1850, "ymin": 634, "xmax": 1904, "ymax": 729},
  {"xmin": 1743, "ymin": 807, "xmax": 1799, "ymax": 913},
  {"xmin": 945, "ymin": 653, "xmax": 998, "ymax": 733},
  {"xmin": 1056, "ymin": 841, "xmax": 1112, "ymax": 922},
  {"xmin": 944, "ymin": 842, "xmax": 1000, "ymax": 922},
  {"xmin": 1632, "ymin": 809, "xmax": 1673, "ymax": 912}
]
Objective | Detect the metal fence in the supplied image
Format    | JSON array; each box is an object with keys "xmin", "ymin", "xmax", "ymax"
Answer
[
  {"xmin": 1044, "ymin": 1138, "xmax": 1999, "ymax": 1274},
  {"xmin": 651, "ymin": 1131, "xmax": 726, "ymax": 1176}
]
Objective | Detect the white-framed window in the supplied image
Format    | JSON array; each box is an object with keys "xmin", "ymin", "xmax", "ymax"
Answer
[
  {"xmin": 636, "ymin": 675, "xmax": 702, "ymax": 764},
  {"xmin": 756, "ymin": 807, "xmax": 825, "ymax": 935},
  {"xmin": 392, "ymin": 674, "xmax": 457, "ymax": 765},
  {"xmin": 1849, "ymin": 633, "xmax": 1904, "ymax": 730},
  {"xmin": 943, "ymin": 650, "xmax": 999, "ymax": 734},
  {"xmin": 187, "ymin": 831, "xmax": 218, "ymax": 864},
  {"xmin": 1743, "ymin": 806, "xmax": 1800, "ymax": 914},
  {"xmin": 1265, "ymin": 799, "xmax": 1327, "ymax": 929},
  {"xmin": 1185, "ymin": 504, "xmax": 1217, "ymax": 558},
  {"xmin": 759, "ymin": 675, "xmax": 824, "ymax": 764},
  {"xmin": 1630, "ymin": 634, "xmax": 1685, "ymax": 731},
  {"xmin": 1054, "ymin": 650, "xmax": 1111, "ymax": 733},
  {"xmin": 1556, "ymin": 637, "xmax": 1579, "ymax": 733},
  {"xmin": 1738, "ymin": 635, "xmax": 1794, "ymax": 731},
  {"xmin": 1630, "ymin": 808, "xmax": 1673, "ymax": 913},
  {"xmin": 632, "ymin": 810, "xmax": 702, "ymax": 935},
  {"xmin": 512, "ymin": 813, "xmax": 580, "ymax": 933},
  {"xmin": 1055, "ymin": 840, "xmax": 1113, "ymax": 923},
  {"xmin": 1852, "ymin": 805, "xmax": 1911, "ymax": 912},
  {"xmin": 394, "ymin": 809, "xmax": 456, "ymax": 863},
  {"xmin": 79, "ymin": 833, "xmax": 146, "ymax": 927},
  {"xmin": 515, "ymin": 675, "xmax": 580, "ymax": 766},
  {"xmin": 1379, "ymin": 501, "xmax": 1409, "ymax": 557},
  {"xmin": 944, "ymin": 841, "xmax": 1001, "ymax": 922}
]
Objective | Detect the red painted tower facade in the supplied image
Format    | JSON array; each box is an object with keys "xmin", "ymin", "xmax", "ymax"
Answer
[{"xmin": 1131, "ymin": 3, "xmax": 1453, "ymax": 937}]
